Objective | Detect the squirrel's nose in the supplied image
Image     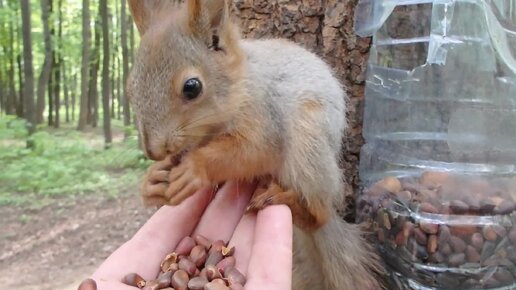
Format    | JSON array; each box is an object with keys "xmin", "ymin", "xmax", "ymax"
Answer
[
  {"xmin": 145, "ymin": 148, "xmax": 161, "ymax": 161},
  {"xmin": 141, "ymin": 129, "xmax": 166, "ymax": 161}
]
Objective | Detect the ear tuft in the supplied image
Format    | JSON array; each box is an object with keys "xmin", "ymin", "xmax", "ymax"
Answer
[
  {"xmin": 128, "ymin": 0, "xmax": 182, "ymax": 35},
  {"xmin": 187, "ymin": 0, "xmax": 228, "ymax": 35}
]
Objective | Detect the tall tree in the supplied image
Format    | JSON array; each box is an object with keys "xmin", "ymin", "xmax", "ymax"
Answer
[
  {"xmin": 20, "ymin": 0, "xmax": 35, "ymax": 136},
  {"xmin": 71, "ymin": 73, "xmax": 77, "ymax": 122},
  {"xmin": 121, "ymin": 0, "xmax": 131, "ymax": 135},
  {"xmin": 100, "ymin": 0, "xmax": 112, "ymax": 147},
  {"xmin": 36, "ymin": 0, "xmax": 53, "ymax": 124},
  {"xmin": 15, "ymin": 4, "xmax": 24, "ymax": 118},
  {"xmin": 6, "ymin": 6, "xmax": 16, "ymax": 115},
  {"xmin": 62, "ymin": 62, "xmax": 70, "ymax": 122},
  {"xmin": 0, "ymin": 0, "xmax": 6, "ymax": 114},
  {"xmin": 77, "ymin": 0, "xmax": 91, "ymax": 131},
  {"xmin": 52, "ymin": 0, "xmax": 63, "ymax": 128},
  {"xmin": 47, "ymin": 0, "xmax": 54, "ymax": 126},
  {"xmin": 88, "ymin": 11, "xmax": 100, "ymax": 127},
  {"xmin": 16, "ymin": 54, "xmax": 23, "ymax": 117}
]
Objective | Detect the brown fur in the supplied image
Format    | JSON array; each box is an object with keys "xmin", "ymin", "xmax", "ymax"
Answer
[
  {"xmin": 126, "ymin": 1, "xmax": 384, "ymax": 289},
  {"xmin": 248, "ymin": 178, "xmax": 330, "ymax": 231}
]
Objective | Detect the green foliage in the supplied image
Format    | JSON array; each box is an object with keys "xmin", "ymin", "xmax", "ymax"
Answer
[{"xmin": 0, "ymin": 117, "xmax": 151, "ymax": 206}]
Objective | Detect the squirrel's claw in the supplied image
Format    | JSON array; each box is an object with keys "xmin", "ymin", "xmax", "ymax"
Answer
[{"xmin": 165, "ymin": 158, "xmax": 208, "ymax": 206}]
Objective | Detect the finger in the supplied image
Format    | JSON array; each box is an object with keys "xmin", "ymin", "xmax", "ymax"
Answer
[
  {"xmin": 92, "ymin": 186, "xmax": 213, "ymax": 282},
  {"xmin": 142, "ymin": 183, "xmax": 168, "ymax": 198},
  {"xmin": 167, "ymin": 179, "xmax": 195, "ymax": 204},
  {"xmin": 152, "ymin": 157, "xmax": 174, "ymax": 171},
  {"xmin": 167, "ymin": 184, "xmax": 196, "ymax": 206},
  {"xmin": 166, "ymin": 174, "xmax": 189, "ymax": 199},
  {"xmin": 246, "ymin": 205, "xmax": 293, "ymax": 290},
  {"xmin": 169, "ymin": 165, "xmax": 186, "ymax": 181},
  {"xmin": 227, "ymin": 213, "xmax": 256, "ymax": 275},
  {"xmin": 148, "ymin": 170, "xmax": 170, "ymax": 183},
  {"xmin": 193, "ymin": 181, "xmax": 256, "ymax": 243}
]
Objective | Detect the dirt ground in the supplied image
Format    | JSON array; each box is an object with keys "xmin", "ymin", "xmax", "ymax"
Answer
[{"xmin": 0, "ymin": 191, "xmax": 156, "ymax": 290}]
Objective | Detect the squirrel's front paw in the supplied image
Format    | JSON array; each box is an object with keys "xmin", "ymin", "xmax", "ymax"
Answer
[
  {"xmin": 165, "ymin": 157, "xmax": 210, "ymax": 206},
  {"xmin": 247, "ymin": 179, "xmax": 329, "ymax": 231},
  {"xmin": 141, "ymin": 157, "xmax": 175, "ymax": 207}
]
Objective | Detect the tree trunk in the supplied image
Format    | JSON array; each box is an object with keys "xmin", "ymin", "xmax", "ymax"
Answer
[
  {"xmin": 110, "ymin": 45, "xmax": 116, "ymax": 119},
  {"xmin": 16, "ymin": 54, "xmax": 23, "ymax": 118},
  {"xmin": 100, "ymin": 0, "xmax": 112, "ymax": 148},
  {"xmin": 15, "ymin": 4, "xmax": 23, "ymax": 118},
  {"xmin": 116, "ymin": 50, "xmax": 121, "ymax": 120},
  {"xmin": 0, "ymin": 0, "xmax": 5, "ymax": 114},
  {"xmin": 6, "ymin": 13, "xmax": 16, "ymax": 115},
  {"xmin": 88, "ymin": 13, "xmax": 101, "ymax": 128},
  {"xmin": 0, "ymin": 70, "xmax": 4, "ymax": 115},
  {"xmin": 52, "ymin": 0, "xmax": 63, "ymax": 128},
  {"xmin": 20, "ymin": 0, "xmax": 36, "ymax": 137},
  {"xmin": 72, "ymin": 73, "xmax": 77, "ymax": 122},
  {"xmin": 111, "ymin": 1, "xmax": 118, "ymax": 119},
  {"xmin": 121, "ymin": 0, "xmax": 131, "ymax": 135},
  {"xmin": 47, "ymin": 0, "xmax": 55, "ymax": 127},
  {"xmin": 36, "ymin": 0, "xmax": 53, "ymax": 125},
  {"xmin": 129, "ymin": 12, "xmax": 135, "ymax": 67},
  {"xmin": 6, "ymin": 16, "xmax": 16, "ymax": 115},
  {"xmin": 233, "ymin": 0, "xmax": 371, "ymax": 216},
  {"xmin": 63, "ymin": 62, "xmax": 70, "ymax": 123},
  {"xmin": 77, "ymin": 0, "xmax": 91, "ymax": 131}
]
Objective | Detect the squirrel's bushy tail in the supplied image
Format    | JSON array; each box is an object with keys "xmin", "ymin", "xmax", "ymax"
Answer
[{"xmin": 293, "ymin": 212, "xmax": 384, "ymax": 290}]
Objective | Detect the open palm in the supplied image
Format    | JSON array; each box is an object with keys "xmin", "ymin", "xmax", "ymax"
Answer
[{"xmin": 88, "ymin": 181, "xmax": 292, "ymax": 290}]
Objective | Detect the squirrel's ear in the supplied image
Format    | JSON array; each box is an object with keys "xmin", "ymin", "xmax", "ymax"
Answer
[
  {"xmin": 187, "ymin": 0, "xmax": 229, "ymax": 35},
  {"xmin": 127, "ymin": 0, "xmax": 153, "ymax": 35},
  {"xmin": 128, "ymin": 0, "xmax": 181, "ymax": 35}
]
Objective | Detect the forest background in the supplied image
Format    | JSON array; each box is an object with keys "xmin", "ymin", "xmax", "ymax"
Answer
[{"xmin": 0, "ymin": 1, "xmax": 371, "ymax": 289}]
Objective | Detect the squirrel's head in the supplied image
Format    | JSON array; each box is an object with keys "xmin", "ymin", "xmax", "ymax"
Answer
[{"xmin": 127, "ymin": 0, "xmax": 244, "ymax": 161}]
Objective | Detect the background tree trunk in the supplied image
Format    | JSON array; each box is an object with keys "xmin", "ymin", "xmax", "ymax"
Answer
[
  {"xmin": 20, "ymin": 0, "xmax": 35, "ymax": 137},
  {"xmin": 121, "ymin": 0, "xmax": 131, "ymax": 136},
  {"xmin": 6, "ymin": 15, "xmax": 16, "ymax": 116},
  {"xmin": 36, "ymin": 0, "xmax": 53, "ymax": 125},
  {"xmin": 233, "ymin": 0, "xmax": 371, "ymax": 217},
  {"xmin": 47, "ymin": 0, "xmax": 55, "ymax": 127},
  {"xmin": 0, "ymin": 0, "xmax": 15, "ymax": 116},
  {"xmin": 77, "ymin": 0, "xmax": 91, "ymax": 131},
  {"xmin": 63, "ymin": 62, "xmax": 70, "ymax": 123},
  {"xmin": 16, "ymin": 54, "xmax": 23, "ymax": 118},
  {"xmin": 52, "ymin": 0, "xmax": 63, "ymax": 129},
  {"xmin": 100, "ymin": 0, "xmax": 112, "ymax": 148},
  {"xmin": 88, "ymin": 13, "xmax": 101, "ymax": 128},
  {"xmin": 15, "ymin": 0, "xmax": 24, "ymax": 119}
]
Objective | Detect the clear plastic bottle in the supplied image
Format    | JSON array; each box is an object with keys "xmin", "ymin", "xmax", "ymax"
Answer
[{"xmin": 355, "ymin": 1, "xmax": 516, "ymax": 289}]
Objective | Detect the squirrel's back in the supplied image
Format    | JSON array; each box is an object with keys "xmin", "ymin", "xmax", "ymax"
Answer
[{"xmin": 239, "ymin": 38, "xmax": 347, "ymax": 153}]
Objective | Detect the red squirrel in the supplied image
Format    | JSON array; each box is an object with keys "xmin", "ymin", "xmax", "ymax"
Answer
[{"xmin": 126, "ymin": 1, "xmax": 383, "ymax": 289}]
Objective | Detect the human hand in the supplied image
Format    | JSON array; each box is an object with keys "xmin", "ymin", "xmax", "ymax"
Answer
[{"xmin": 85, "ymin": 181, "xmax": 293, "ymax": 290}]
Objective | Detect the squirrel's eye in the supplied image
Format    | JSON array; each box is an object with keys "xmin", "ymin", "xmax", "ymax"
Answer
[{"xmin": 182, "ymin": 78, "xmax": 203, "ymax": 101}]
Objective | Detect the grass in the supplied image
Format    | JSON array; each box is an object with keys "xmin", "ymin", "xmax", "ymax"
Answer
[{"xmin": 0, "ymin": 115, "xmax": 151, "ymax": 207}]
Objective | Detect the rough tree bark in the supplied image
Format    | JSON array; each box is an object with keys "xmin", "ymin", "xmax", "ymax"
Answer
[{"xmin": 233, "ymin": 0, "xmax": 371, "ymax": 217}]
